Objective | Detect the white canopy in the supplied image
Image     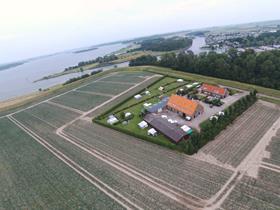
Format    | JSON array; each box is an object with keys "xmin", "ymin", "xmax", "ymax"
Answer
[
  {"xmin": 107, "ymin": 117, "xmax": 119, "ymax": 125},
  {"xmin": 181, "ymin": 125, "xmax": 191, "ymax": 133},
  {"xmin": 138, "ymin": 121, "xmax": 148, "ymax": 129},
  {"xmin": 148, "ymin": 128, "xmax": 157, "ymax": 136},
  {"xmin": 134, "ymin": 94, "xmax": 142, "ymax": 100}
]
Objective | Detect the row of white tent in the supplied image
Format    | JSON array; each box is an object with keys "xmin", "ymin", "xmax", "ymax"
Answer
[{"xmin": 138, "ymin": 121, "xmax": 158, "ymax": 136}]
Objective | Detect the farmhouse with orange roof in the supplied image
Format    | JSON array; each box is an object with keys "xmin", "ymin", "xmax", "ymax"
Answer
[
  {"xmin": 201, "ymin": 83, "xmax": 228, "ymax": 99},
  {"xmin": 166, "ymin": 95, "xmax": 204, "ymax": 119}
]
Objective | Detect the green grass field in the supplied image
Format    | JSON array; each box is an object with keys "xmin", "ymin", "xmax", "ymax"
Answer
[
  {"xmin": 51, "ymin": 91, "xmax": 111, "ymax": 112},
  {"xmin": 0, "ymin": 118, "xmax": 123, "ymax": 210},
  {"xmin": 78, "ymin": 81, "xmax": 133, "ymax": 95}
]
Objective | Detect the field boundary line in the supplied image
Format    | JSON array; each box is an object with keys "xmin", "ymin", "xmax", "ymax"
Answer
[
  {"xmin": 97, "ymin": 80, "xmax": 136, "ymax": 85},
  {"xmin": 46, "ymin": 101, "xmax": 84, "ymax": 115},
  {"xmin": 58, "ymin": 130, "xmax": 205, "ymax": 209},
  {"xmin": 56, "ymin": 75, "xmax": 162, "ymax": 134},
  {"xmin": 8, "ymin": 115, "xmax": 142, "ymax": 210},
  {"xmin": 74, "ymin": 90, "xmax": 114, "ymax": 98},
  {"xmin": 261, "ymin": 162, "xmax": 280, "ymax": 171},
  {"xmin": 260, "ymin": 165, "xmax": 280, "ymax": 173}
]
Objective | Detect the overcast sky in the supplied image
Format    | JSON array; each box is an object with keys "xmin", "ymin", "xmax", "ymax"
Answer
[{"xmin": 1, "ymin": 0, "xmax": 280, "ymax": 64}]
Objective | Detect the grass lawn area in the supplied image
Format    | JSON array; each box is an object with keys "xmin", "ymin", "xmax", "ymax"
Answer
[
  {"xmin": 259, "ymin": 96, "xmax": 280, "ymax": 105},
  {"xmin": 95, "ymin": 76, "xmax": 193, "ymax": 152},
  {"xmin": 113, "ymin": 77, "xmax": 190, "ymax": 113},
  {"xmin": 130, "ymin": 66, "xmax": 280, "ymax": 99},
  {"xmin": 98, "ymin": 96, "xmax": 178, "ymax": 149}
]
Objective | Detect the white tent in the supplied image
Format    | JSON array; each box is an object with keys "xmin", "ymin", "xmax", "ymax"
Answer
[
  {"xmin": 218, "ymin": 111, "xmax": 225, "ymax": 116},
  {"xmin": 148, "ymin": 128, "xmax": 157, "ymax": 136},
  {"xmin": 177, "ymin": 79, "xmax": 184, "ymax": 82},
  {"xmin": 138, "ymin": 121, "xmax": 148, "ymax": 129},
  {"xmin": 145, "ymin": 91, "xmax": 151, "ymax": 95},
  {"xmin": 125, "ymin": 112, "xmax": 132, "ymax": 118},
  {"xmin": 158, "ymin": 86, "xmax": 164, "ymax": 91},
  {"xmin": 134, "ymin": 94, "xmax": 142, "ymax": 100},
  {"xmin": 143, "ymin": 103, "xmax": 152, "ymax": 108},
  {"xmin": 107, "ymin": 116, "xmax": 119, "ymax": 125}
]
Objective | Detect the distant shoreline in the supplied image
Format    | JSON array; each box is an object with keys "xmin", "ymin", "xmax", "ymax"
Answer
[
  {"xmin": 73, "ymin": 47, "xmax": 98, "ymax": 54},
  {"xmin": 0, "ymin": 62, "xmax": 25, "ymax": 71}
]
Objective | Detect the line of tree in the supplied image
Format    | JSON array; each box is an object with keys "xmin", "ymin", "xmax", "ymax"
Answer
[
  {"xmin": 63, "ymin": 70, "xmax": 103, "ymax": 85},
  {"xmin": 64, "ymin": 54, "xmax": 118, "ymax": 72},
  {"xmin": 228, "ymin": 30, "xmax": 280, "ymax": 47},
  {"xmin": 179, "ymin": 90, "xmax": 257, "ymax": 155},
  {"xmin": 134, "ymin": 37, "xmax": 193, "ymax": 52},
  {"xmin": 129, "ymin": 49, "xmax": 280, "ymax": 90}
]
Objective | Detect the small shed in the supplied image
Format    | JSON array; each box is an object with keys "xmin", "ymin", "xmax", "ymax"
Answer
[
  {"xmin": 134, "ymin": 94, "xmax": 142, "ymax": 100},
  {"xmin": 138, "ymin": 121, "xmax": 148, "ymax": 129},
  {"xmin": 177, "ymin": 79, "xmax": 184, "ymax": 83},
  {"xmin": 148, "ymin": 128, "xmax": 157, "ymax": 136}
]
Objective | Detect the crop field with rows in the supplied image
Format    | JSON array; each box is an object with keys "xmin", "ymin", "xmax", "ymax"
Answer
[
  {"xmin": 12, "ymin": 111, "xmax": 191, "ymax": 210},
  {"xmin": 99, "ymin": 71, "xmax": 154, "ymax": 83},
  {"xmin": 0, "ymin": 118, "xmax": 123, "ymax": 210},
  {"xmin": 77, "ymin": 81, "xmax": 133, "ymax": 95},
  {"xmin": 23, "ymin": 102, "xmax": 80, "ymax": 128},
  {"xmin": 201, "ymin": 102, "xmax": 280, "ymax": 167},
  {"xmin": 220, "ymin": 168, "xmax": 280, "ymax": 210},
  {"xmin": 51, "ymin": 91, "xmax": 111, "ymax": 112},
  {"xmin": 263, "ymin": 134, "xmax": 280, "ymax": 167},
  {"xmin": 1, "ymin": 67, "xmax": 279, "ymax": 210},
  {"xmin": 65, "ymin": 120, "xmax": 234, "ymax": 200}
]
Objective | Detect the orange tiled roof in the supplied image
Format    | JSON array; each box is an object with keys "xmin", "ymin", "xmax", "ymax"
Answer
[
  {"xmin": 167, "ymin": 95, "xmax": 198, "ymax": 116},
  {"xmin": 201, "ymin": 84, "xmax": 226, "ymax": 96}
]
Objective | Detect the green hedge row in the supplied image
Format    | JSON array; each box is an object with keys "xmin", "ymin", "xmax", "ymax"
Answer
[{"xmin": 186, "ymin": 90, "xmax": 258, "ymax": 155}]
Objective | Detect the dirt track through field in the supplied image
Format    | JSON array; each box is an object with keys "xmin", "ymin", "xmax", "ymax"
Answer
[
  {"xmin": 3, "ymin": 70, "xmax": 280, "ymax": 210},
  {"xmin": 59, "ymin": 130, "xmax": 204, "ymax": 209}
]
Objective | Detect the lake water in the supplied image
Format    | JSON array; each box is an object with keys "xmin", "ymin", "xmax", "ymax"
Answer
[
  {"xmin": 187, "ymin": 36, "xmax": 207, "ymax": 54},
  {"xmin": 0, "ymin": 43, "xmax": 128, "ymax": 101},
  {"xmin": 0, "ymin": 37, "xmax": 208, "ymax": 102}
]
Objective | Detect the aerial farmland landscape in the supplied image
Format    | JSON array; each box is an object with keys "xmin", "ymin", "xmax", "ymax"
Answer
[{"xmin": 1, "ymin": 1, "xmax": 280, "ymax": 210}]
